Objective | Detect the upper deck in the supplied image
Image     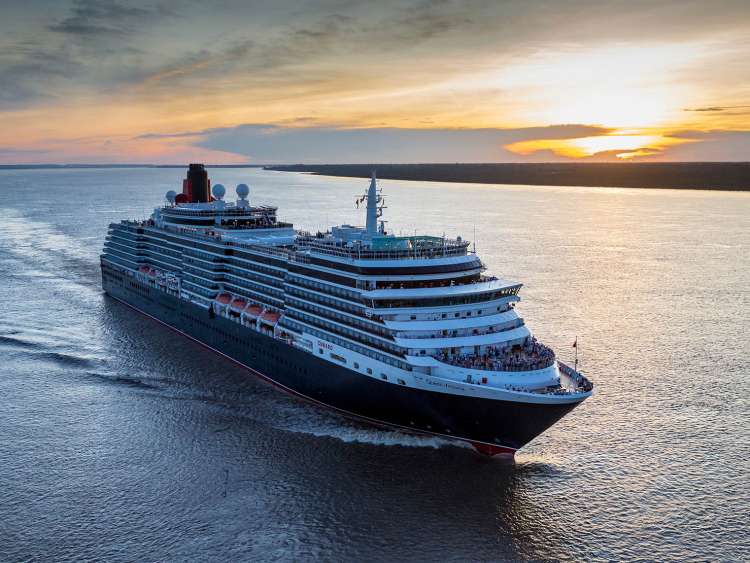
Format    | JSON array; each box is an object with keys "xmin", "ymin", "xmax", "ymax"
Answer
[{"xmin": 296, "ymin": 234, "xmax": 470, "ymax": 261}]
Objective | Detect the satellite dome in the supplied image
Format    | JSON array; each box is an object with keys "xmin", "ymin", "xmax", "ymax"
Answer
[
  {"xmin": 165, "ymin": 190, "xmax": 177, "ymax": 203},
  {"xmin": 212, "ymin": 183, "xmax": 226, "ymax": 200},
  {"xmin": 236, "ymin": 183, "xmax": 249, "ymax": 199}
]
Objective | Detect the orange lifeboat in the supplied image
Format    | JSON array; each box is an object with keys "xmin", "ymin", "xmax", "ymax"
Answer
[
  {"xmin": 260, "ymin": 310, "xmax": 280, "ymax": 324},
  {"xmin": 244, "ymin": 305, "xmax": 263, "ymax": 318},
  {"xmin": 215, "ymin": 292, "xmax": 232, "ymax": 305},
  {"xmin": 230, "ymin": 297, "xmax": 247, "ymax": 311}
]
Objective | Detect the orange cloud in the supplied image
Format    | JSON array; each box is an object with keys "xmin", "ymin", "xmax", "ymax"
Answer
[{"xmin": 505, "ymin": 132, "xmax": 696, "ymax": 160}]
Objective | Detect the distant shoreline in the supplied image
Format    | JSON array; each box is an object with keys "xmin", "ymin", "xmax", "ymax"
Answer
[
  {"xmin": 264, "ymin": 163, "xmax": 750, "ymax": 191},
  {"xmin": 0, "ymin": 164, "xmax": 264, "ymax": 170},
  {"xmin": 3, "ymin": 162, "xmax": 749, "ymax": 190}
]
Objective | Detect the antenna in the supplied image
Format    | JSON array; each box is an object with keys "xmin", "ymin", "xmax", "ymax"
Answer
[
  {"xmin": 365, "ymin": 170, "xmax": 379, "ymax": 235},
  {"xmin": 473, "ymin": 224, "xmax": 477, "ymax": 254}
]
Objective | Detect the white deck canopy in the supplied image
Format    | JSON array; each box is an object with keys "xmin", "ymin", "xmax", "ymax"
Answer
[
  {"xmin": 395, "ymin": 325, "xmax": 531, "ymax": 349},
  {"xmin": 363, "ymin": 278, "xmax": 520, "ymax": 299},
  {"xmin": 384, "ymin": 310, "xmax": 519, "ymax": 331}
]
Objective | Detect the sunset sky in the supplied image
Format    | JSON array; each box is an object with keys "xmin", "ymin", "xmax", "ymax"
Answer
[{"xmin": 2, "ymin": 0, "xmax": 750, "ymax": 164}]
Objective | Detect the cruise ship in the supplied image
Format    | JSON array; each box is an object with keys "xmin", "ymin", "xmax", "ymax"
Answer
[{"xmin": 101, "ymin": 164, "xmax": 593, "ymax": 456}]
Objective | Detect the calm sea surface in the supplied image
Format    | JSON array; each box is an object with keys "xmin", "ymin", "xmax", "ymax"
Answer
[{"xmin": 0, "ymin": 168, "xmax": 748, "ymax": 561}]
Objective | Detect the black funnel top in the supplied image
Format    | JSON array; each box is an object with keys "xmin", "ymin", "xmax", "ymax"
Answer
[{"xmin": 187, "ymin": 163, "xmax": 209, "ymax": 203}]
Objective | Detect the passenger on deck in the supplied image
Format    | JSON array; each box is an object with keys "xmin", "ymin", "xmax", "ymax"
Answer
[{"xmin": 438, "ymin": 336, "xmax": 555, "ymax": 372}]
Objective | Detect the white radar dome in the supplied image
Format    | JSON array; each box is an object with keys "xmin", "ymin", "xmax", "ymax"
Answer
[
  {"xmin": 165, "ymin": 190, "xmax": 177, "ymax": 203},
  {"xmin": 236, "ymin": 183, "xmax": 249, "ymax": 199},
  {"xmin": 212, "ymin": 183, "xmax": 226, "ymax": 200}
]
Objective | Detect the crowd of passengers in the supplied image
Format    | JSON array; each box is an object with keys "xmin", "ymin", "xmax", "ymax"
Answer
[{"xmin": 438, "ymin": 336, "xmax": 555, "ymax": 372}]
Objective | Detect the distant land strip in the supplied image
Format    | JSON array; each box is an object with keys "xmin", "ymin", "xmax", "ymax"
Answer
[
  {"xmin": 264, "ymin": 163, "xmax": 750, "ymax": 191},
  {"xmin": 0, "ymin": 164, "xmax": 264, "ymax": 170}
]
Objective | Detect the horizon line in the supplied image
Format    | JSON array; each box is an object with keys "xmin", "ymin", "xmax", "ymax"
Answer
[{"xmin": 2, "ymin": 161, "xmax": 750, "ymax": 169}]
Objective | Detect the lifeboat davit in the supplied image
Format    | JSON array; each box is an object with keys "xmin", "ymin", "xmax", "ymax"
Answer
[{"xmin": 215, "ymin": 292, "xmax": 232, "ymax": 305}]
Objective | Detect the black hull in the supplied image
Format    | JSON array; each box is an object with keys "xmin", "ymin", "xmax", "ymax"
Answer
[{"xmin": 102, "ymin": 267, "xmax": 580, "ymax": 453}]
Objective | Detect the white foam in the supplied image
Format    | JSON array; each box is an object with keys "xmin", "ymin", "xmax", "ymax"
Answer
[
  {"xmin": 269, "ymin": 404, "xmax": 461, "ymax": 450},
  {"xmin": 0, "ymin": 209, "xmax": 98, "ymax": 263},
  {"xmin": 0, "ymin": 209, "xmax": 101, "ymax": 299}
]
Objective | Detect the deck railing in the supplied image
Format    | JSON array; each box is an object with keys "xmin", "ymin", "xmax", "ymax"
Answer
[
  {"xmin": 558, "ymin": 361, "xmax": 594, "ymax": 392},
  {"xmin": 296, "ymin": 236, "xmax": 470, "ymax": 261}
]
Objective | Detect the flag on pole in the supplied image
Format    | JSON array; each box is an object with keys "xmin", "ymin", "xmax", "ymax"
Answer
[{"xmin": 572, "ymin": 337, "xmax": 577, "ymax": 348}]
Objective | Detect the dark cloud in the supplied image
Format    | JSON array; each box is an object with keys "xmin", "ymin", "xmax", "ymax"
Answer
[
  {"xmin": 635, "ymin": 130, "xmax": 750, "ymax": 161},
  {"xmin": 0, "ymin": 147, "xmax": 51, "ymax": 156},
  {"xmin": 48, "ymin": 0, "xmax": 169, "ymax": 39},
  {"xmin": 137, "ymin": 2, "xmax": 508, "ymax": 90},
  {"xmin": 151, "ymin": 123, "xmax": 612, "ymax": 163},
  {"xmin": 137, "ymin": 123, "xmax": 750, "ymax": 164},
  {"xmin": 136, "ymin": 130, "xmax": 208, "ymax": 140},
  {"xmin": 382, "ymin": 0, "xmax": 474, "ymax": 41},
  {"xmin": 0, "ymin": 43, "xmax": 82, "ymax": 108},
  {"xmin": 684, "ymin": 105, "xmax": 750, "ymax": 112},
  {"xmin": 0, "ymin": 0, "xmax": 177, "ymax": 108}
]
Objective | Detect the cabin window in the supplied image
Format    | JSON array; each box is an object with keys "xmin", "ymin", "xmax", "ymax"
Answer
[
  {"xmin": 410, "ymin": 315, "xmax": 416, "ymax": 320},
  {"xmin": 381, "ymin": 373, "xmax": 388, "ymax": 380},
  {"xmin": 366, "ymin": 368, "xmax": 373, "ymax": 375},
  {"xmin": 318, "ymin": 348, "xmax": 324, "ymax": 354},
  {"xmin": 354, "ymin": 362, "xmax": 359, "ymax": 369},
  {"xmin": 455, "ymin": 313, "xmax": 460, "ymax": 318},
  {"xmin": 441, "ymin": 313, "xmax": 446, "ymax": 319},
  {"xmin": 397, "ymin": 379, "xmax": 406, "ymax": 385}
]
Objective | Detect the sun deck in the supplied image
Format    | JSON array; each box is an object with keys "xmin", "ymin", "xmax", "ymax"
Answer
[{"xmin": 296, "ymin": 234, "xmax": 470, "ymax": 260}]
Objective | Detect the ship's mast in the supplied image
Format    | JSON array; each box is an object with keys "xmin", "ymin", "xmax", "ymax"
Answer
[{"xmin": 366, "ymin": 170, "xmax": 378, "ymax": 236}]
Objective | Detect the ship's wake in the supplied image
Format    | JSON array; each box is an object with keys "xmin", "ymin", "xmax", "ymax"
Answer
[
  {"xmin": 0, "ymin": 208, "xmax": 102, "ymax": 299},
  {"xmin": 286, "ymin": 421, "xmax": 465, "ymax": 451},
  {"xmin": 124, "ymin": 373, "xmax": 463, "ymax": 452},
  {"xmin": 261, "ymin": 398, "xmax": 463, "ymax": 451}
]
